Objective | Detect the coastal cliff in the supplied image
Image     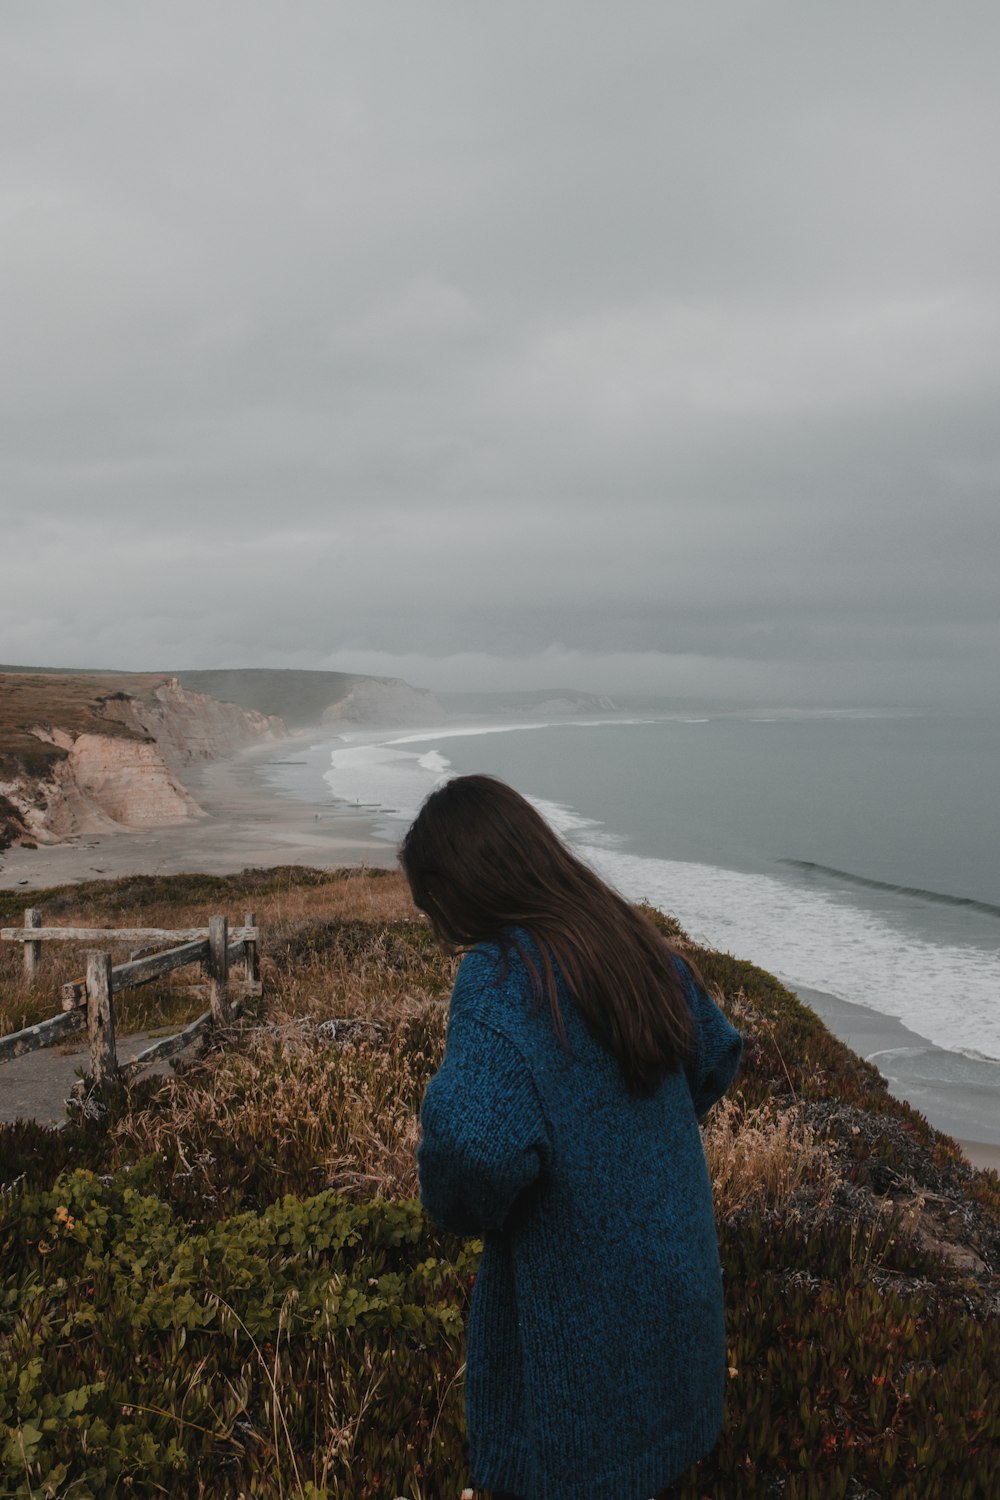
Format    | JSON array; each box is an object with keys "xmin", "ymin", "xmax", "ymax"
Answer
[
  {"xmin": 8, "ymin": 725, "xmax": 203, "ymax": 838},
  {"xmin": 95, "ymin": 677, "xmax": 285, "ymax": 773},
  {"xmin": 0, "ymin": 672, "xmax": 284, "ymax": 848},
  {"xmin": 0, "ymin": 665, "xmax": 445, "ymax": 854}
]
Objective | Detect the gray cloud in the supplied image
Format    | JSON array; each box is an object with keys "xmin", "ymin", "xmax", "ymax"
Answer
[{"xmin": 3, "ymin": 2, "xmax": 999, "ymax": 708}]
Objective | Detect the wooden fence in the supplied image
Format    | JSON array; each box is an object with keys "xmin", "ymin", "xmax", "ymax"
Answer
[{"xmin": 0, "ymin": 910, "xmax": 262, "ymax": 1085}]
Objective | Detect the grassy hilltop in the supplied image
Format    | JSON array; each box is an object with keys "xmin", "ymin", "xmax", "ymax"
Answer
[
  {"xmin": 0, "ymin": 869, "xmax": 997, "ymax": 1499},
  {"xmin": 0, "ymin": 671, "xmax": 167, "ymax": 773},
  {"xmin": 0, "ymin": 666, "xmax": 377, "ymax": 743}
]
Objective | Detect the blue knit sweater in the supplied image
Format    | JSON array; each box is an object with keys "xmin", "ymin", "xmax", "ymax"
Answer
[{"xmin": 417, "ymin": 929, "xmax": 744, "ymax": 1500}]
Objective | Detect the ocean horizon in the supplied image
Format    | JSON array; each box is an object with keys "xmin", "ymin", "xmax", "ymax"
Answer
[{"xmin": 259, "ymin": 709, "xmax": 1000, "ymax": 1145}]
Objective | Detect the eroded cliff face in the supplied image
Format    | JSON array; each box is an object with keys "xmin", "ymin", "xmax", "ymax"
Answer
[
  {"xmin": 7, "ymin": 728, "xmax": 203, "ymax": 840},
  {"xmin": 0, "ymin": 677, "xmax": 286, "ymax": 845},
  {"xmin": 97, "ymin": 678, "xmax": 285, "ymax": 772}
]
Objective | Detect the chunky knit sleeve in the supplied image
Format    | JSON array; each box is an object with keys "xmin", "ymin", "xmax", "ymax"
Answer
[
  {"xmin": 417, "ymin": 1013, "xmax": 551, "ymax": 1238},
  {"xmin": 674, "ymin": 957, "xmax": 744, "ymax": 1120}
]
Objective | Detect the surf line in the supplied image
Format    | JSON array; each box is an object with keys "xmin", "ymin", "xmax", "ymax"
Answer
[{"xmin": 780, "ymin": 860, "xmax": 1000, "ymax": 920}]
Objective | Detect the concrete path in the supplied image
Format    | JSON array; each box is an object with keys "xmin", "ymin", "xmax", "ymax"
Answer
[{"xmin": 0, "ymin": 1028, "xmax": 185, "ymax": 1127}]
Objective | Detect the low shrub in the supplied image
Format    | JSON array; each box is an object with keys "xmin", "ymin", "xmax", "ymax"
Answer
[{"xmin": 0, "ymin": 1171, "xmax": 477, "ymax": 1499}]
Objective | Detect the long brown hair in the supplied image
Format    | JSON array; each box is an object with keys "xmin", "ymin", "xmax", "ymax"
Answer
[{"xmin": 399, "ymin": 773, "xmax": 696, "ymax": 1098}]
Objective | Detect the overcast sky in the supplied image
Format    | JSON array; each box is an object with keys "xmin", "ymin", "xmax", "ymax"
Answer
[{"xmin": 3, "ymin": 3, "xmax": 998, "ymax": 708}]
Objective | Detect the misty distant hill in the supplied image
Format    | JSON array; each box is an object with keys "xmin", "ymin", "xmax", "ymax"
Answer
[
  {"xmin": 175, "ymin": 668, "xmax": 443, "ymax": 729},
  {"xmin": 440, "ymin": 688, "xmax": 618, "ymax": 716},
  {"xmin": 174, "ymin": 669, "xmax": 375, "ymax": 727}
]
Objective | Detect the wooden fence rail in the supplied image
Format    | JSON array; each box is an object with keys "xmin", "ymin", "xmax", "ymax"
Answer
[{"xmin": 0, "ymin": 911, "xmax": 262, "ymax": 1086}]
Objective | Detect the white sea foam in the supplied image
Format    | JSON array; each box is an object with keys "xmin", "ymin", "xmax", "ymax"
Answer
[
  {"xmin": 383, "ymin": 721, "xmax": 549, "ymax": 745},
  {"xmin": 580, "ymin": 843, "xmax": 1000, "ymax": 1060},
  {"xmin": 322, "ymin": 718, "xmax": 656, "ymax": 820},
  {"xmin": 526, "ymin": 796, "xmax": 606, "ymax": 840},
  {"xmin": 324, "ymin": 741, "xmax": 448, "ymax": 825},
  {"xmin": 324, "ymin": 736, "xmax": 607, "ymax": 841},
  {"xmin": 382, "ymin": 717, "xmax": 660, "ymax": 747}
]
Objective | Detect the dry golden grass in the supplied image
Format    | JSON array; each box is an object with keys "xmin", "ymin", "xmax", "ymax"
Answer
[
  {"xmin": 111, "ymin": 1008, "xmax": 445, "ymax": 1204},
  {"xmin": 701, "ymin": 1093, "xmax": 841, "ymax": 1218},
  {"xmin": 104, "ymin": 868, "xmax": 423, "ymax": 933},
  {"xmin": 5, "ymin": 865, "xmax": 839, "ymax": 1228},
  {"xmin": 3, "ymin": 866, "xmax": 418, "ymax": 936},
  {"xmin": 40, "ymin": 869, "xmax": 456, "ymax": 1212},
  {"xmin": 262, "ymin": 870, "xmax": 418, "ymax": 924},
  {"xmin": 0, "ymin": 869, "xmax": 427, "ymax": 1034},
  {"xmin": 111, "ymin": 996, "xmax": 841, "ymax": 1226}
]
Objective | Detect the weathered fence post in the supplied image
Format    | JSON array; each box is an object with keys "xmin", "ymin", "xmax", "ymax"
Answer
[
  {"xmin": 23, "ymin": 908, "xmax": 42, "ymax": 982},
  {"xmin": 244, "ymin": 910, "xmax": 259, "ymax": 988},
  {"xmin": 208, "ymin": 915, "xmax": 230, "ymax": 1025},
  {"xmin": 85, "ymin": 950, "xmax": 117, "ymax": 1084}
]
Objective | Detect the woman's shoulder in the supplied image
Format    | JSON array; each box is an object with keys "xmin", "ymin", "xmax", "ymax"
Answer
[
  {"xmin": 456, "ymin": 940, "xmax": 504, "ymax": 986},
  {"xmin": 454, "ymin": 929, "xmax": 536, "ymax": 1009},
  {"xmin": 669, "ymin": 950, "xmax": 698, "ymax": 993}
]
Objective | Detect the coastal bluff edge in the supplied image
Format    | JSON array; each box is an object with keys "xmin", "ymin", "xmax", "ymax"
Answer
[{"xmin": 0, "ymin": 865, "xmax": 997, "ymax": 1498}]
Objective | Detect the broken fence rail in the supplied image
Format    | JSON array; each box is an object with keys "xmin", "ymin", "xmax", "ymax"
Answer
[{"xmin": 0, "ymin": 912, "xmax": 261, "ymax": 1084}]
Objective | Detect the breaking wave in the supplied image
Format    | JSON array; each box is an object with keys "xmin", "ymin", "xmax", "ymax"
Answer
[{"xmin": 780, "ymin": 859, "xmax": 1000, "ymax": 920}]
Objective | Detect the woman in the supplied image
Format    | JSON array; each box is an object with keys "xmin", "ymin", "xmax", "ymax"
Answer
[{"xmin": 402, "ymin": 774, "xmax": 743, "ymax": 1500}]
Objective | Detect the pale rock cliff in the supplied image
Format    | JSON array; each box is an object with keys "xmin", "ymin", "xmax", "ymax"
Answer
[
  {"xmin": 13, "ymin": 729, "xmax": 202, "ymax": 840},
  {"xmin": 0, "ymin": 678, "xmax": 286, "ymax": 845},
  {"xmin": 321, "ymin": 677, "xmax": 442, "ymax": 728},
  {"xmin": 96, "ymin": 678, "xmax": 284, "ymax": 772}
]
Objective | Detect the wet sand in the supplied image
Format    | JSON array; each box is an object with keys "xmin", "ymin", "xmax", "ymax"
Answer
[
  {"xmin": 795, "ymin": 982, "xmax": 1000, "ymax": 1174},
  {"xmin": 957, "ymin": 1140, "xmax": 1000, "ymax": 1173},
  {"xmin": 0, "ymin": 737, "xmax": 398, "ymax": 891}
]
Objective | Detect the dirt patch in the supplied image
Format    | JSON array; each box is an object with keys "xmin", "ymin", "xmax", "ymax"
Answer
[{"xmin": 0, "ymin": 1027, "xmax": 187, "ymax": 1127}]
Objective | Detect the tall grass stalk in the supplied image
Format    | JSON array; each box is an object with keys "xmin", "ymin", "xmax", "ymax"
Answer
[
  {"xmin": 702, "ymin": 1095, "xmax": 840, "ymax": 1217},
  {"xmin": 205, "ymin": 1289, "xmax": 305, "ymax": 1500}
]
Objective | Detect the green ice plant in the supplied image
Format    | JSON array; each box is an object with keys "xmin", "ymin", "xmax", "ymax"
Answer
[{"xmin": 0, "ymin": 1170, "xmax": 477, "ymax": 1497}]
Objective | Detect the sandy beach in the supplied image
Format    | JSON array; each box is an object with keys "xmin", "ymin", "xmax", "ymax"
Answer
[
  {"xmin": 795, "ymin": 983, "xmax": 1000, "ymax": 1174},
  {"xmin": 0, "ymin": 736, "xmax": 398, "ymax": 891},
  {"xmin": 956, "ymin": 1139, "xmax": 1000, "ymax": 1173}
]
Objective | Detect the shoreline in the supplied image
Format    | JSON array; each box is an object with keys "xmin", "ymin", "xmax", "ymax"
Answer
[
  {"xmin": 793, "ymin": 982, "xmax": 1000, "ymax": 1172},
  {"xmin": 2, "ymin": 733, "xmax": 997, "ymax": 1174},
  {"xmin": 957, "ymin": 1140, "xmax": 1000, "ymax": 1173},
  {"xmin": 0, "ymin": 734, "xmax": 398, "ymax": 890}
]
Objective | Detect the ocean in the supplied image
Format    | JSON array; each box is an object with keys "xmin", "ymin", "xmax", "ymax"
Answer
[{"xmin": 260, "ymin": 711, "xmax": 1000, "ymax": 1145}]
